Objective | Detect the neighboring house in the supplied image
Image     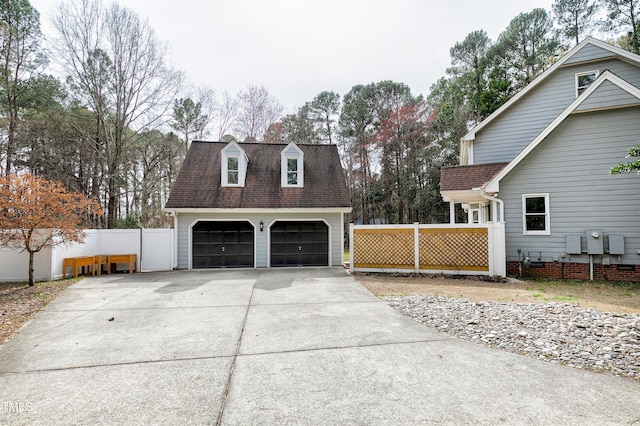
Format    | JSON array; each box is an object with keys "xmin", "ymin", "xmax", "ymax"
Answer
[
  {"xmin": 164, "ymin": 141, "xmax": 351, "ymax": 269},
  {"xmin": 441, "ymin": 37, "xmax": 640, "ymax": 281}
]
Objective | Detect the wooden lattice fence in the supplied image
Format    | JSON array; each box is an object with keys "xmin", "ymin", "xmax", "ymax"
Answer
[{"xmin": 349, "ymin": 223, "xmax": 505, "ymax": 277}]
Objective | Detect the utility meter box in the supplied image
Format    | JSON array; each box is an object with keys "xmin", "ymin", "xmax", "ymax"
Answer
[
  {"xmin": 566, "ymin": 235, "xmax": 582, "ymax": 254},
  {"xmin": 608, "ymin": 234, "xmax": 625, "ymax": 255},
  {"xmin": 586, "ymin": 230, "xmax": 604, "ymax": 254}
]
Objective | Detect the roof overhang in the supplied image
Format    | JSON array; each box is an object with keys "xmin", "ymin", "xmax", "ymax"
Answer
[
  {"xmin": 163, "ymin": 207, "xmax": 353, "ymax": 214},
  {"xmin": 441, "ymin": 189, "xmax": 488, "ymax": 204}
]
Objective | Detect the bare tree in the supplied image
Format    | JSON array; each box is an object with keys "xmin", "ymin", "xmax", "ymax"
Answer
[
  {"xmin": 194, "ymin": 85, "xmax": 217, "ymax": 140},
  {"xmin": 52, "ymin": 0, "xmax": 184, "ymax": 228},
  {"xmin": 216, "ymin": 90, "xmax": 237, "ymax": 140},
  {"xmin": 234, "ymin": 85, "xmax": 283, "ymax": 142}
]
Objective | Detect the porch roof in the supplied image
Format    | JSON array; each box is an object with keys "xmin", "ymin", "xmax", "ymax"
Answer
[
  {"xmin": 440, "ymin": 162, "xmax": 508, "ymax": 204},
  {"xmin": 441, "ymin": 162, "xmax": 509, "ymax": 192}
]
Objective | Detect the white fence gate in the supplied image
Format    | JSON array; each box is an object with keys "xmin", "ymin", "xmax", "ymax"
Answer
[{"xmin": 0, "ymin": 229, "xmax": 175, "ymax": 282}]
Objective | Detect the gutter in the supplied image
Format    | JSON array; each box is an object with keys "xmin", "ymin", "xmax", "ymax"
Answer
[{"xmin": 479, "ymin": 189, "xmax": 505, "ymax": 224}]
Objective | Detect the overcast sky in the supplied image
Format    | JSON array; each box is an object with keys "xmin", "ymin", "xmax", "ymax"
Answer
[{"xmin": 31, "ymin": 0, "xmax": 555, "ymax": 114}]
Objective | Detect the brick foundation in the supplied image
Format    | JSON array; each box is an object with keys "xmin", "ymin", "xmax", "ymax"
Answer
[{"xmin": 506, "ymin": 261, "xmax": 640, "ymax": 282}]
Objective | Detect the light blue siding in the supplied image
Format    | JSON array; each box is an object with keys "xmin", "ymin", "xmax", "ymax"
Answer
[
  {"xmin": 575, "ymin": 80, "xmax": 640, "ymax": 111},
  {"xmin": 499, "ymin": 107, "xmax": 640, "ymax": 265},
  {"xmin": 563, "ymin": 43, "xmax": 615, "ymax": 65},
  {"xmin": 175, "ymin": 211, "xmax": 344, "ymax": 268},
  {"xmin": 474, "ymin": 59, "xmax": 640, "ymax": 164}
]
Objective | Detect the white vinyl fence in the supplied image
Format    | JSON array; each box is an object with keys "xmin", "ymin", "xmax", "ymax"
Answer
[{"xmin": 0, "ymin": 229, "xmax": 175, "ymax": 282}]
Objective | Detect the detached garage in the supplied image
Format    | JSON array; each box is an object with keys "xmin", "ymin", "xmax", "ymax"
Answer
[{"xmin": 164, "ymin": 141, "xmax": 351, "ymax": 269}]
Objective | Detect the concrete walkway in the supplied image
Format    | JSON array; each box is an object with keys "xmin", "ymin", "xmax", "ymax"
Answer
[{"xmin": 1, "ymin": 268, "xmax": 639, "ymax": 425}]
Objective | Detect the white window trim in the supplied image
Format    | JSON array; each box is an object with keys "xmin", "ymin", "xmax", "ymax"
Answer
[
  {"xmin": 221, "ymin": 142, "xmax": 248, "ymax": 187},
  {"xmin": 281, "ymin": 143, "xmax": 304, "ymax": 188},
  {"xmin": 575, "ymin": 70, "xmax": 599, "ymax": 97},
  {"xmin": 522, "ymin": 193, "xmax": 550, "ymax": 236}
]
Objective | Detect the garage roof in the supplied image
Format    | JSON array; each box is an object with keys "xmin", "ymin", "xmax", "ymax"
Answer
[{"xmin": 164, "ymin": 141, "xmax": 352, "ymax": 209}]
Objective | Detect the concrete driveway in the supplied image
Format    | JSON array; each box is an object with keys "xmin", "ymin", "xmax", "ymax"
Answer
[{"xmin": 1, "ymin": 268, "xmax": 639, "ymax": 425}]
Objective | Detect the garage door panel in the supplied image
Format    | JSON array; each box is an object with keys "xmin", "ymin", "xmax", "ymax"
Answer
[
  {"xmin": 192, "ymin": 221, "xmax": 254, "ymax": 268},
  {"xmin": 270, "ymin": 221, "xmax": 328, "ymax": 267}
]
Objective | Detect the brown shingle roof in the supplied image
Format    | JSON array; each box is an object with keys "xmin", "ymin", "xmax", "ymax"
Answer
[
  {"xmin": 164, "ymin": 141, "xmax": 351, "ymax": 209},
  {"xmin": 440, "ymin": 162, "xmax": 509, "ymax": 191}
]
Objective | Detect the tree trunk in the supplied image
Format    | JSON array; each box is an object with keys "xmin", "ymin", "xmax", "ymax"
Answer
[
  {"xmin": 107, "ymin": 173, "xmax": 118, "ymax": 229},
  {"xmin": 28, "ymin": 250, "xmax": 35, "ymax": 287}
]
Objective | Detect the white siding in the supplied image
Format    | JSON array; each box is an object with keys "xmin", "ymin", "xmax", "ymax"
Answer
[
  {"xmin": 176, "ymin": 211, "xmax": 344, "ymax": 268},
  {"xmin": 499, "ymin": 107, "xmax": 640, "ymax": 265}
]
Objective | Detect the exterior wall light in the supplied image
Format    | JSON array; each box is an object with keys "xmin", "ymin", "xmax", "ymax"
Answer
[{"xmin": 259, "ymin": 221, "xmax": 264, "ymax": 232}]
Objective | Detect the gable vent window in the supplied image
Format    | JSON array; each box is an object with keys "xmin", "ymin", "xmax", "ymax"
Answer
[
  {"xmin": 522, "ymin": 193, "xmax": 550, "ymax": 235},
  {"xmin": 575, "ymin": 70, "xmax": 599, "ymax": 97},
  {"xmin": 227, "ymin": 157, "xmax": 239, "ymax": 184}
]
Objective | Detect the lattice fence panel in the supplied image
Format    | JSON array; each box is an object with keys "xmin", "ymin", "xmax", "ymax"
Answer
[
  {"xmin": 419, "ymin": 228, "xmax": 488, "ymax": 271},
  {"xmin": 353, "ymin": 228, "xmax": 414, "ymax": 269}
]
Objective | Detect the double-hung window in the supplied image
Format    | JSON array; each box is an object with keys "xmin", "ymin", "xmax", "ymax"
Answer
[
  {"xmin": 522, "ymin": 194, "xmax": 550, "ymax": 235},
  {"xmin": 287, "ymin": 158, "xmax": 299, "ymax": 185},
  {"xmin": 227, "ymin": 157, "xmax": 239, "ymax": 185},
  {"xmin": 281, "ymin": 143, "xmax": 304, "ymax": 188}
]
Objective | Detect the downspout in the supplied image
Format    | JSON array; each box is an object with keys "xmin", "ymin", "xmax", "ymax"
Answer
[
  {"xmin": 480, "ymin": 190, "xmax": 505, "ymax": 278},
  {"xmin": 479, "ymin": 190, "xmax": 504, "ymax": 224},
  {"xmin": 170, "ymin": 210, "xmax": 178, "ymax": 269}
]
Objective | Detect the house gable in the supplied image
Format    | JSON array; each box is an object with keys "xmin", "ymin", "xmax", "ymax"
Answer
[
  {"xmin": 574, "ymin": 79, "xmax": 640, "ymax": 112},
  {"xmin": 562, "ymin": 42, "xmax": 617, "ymax": 65},
  {"xmin": 497, "ymin": 106, "xmax": 640, "ymax": 264},
  {"xmin": 467, "ymin": 38, "xmax": 640, "ymax": 165},
  {"xmin": 485, "ymin": 71, "xmax": 640, "ymax": 193}
]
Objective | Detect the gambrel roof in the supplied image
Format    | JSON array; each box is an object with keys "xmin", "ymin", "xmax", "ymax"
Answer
[{"xmin": 165, "ymin": 141, "xmax": 351, "ymax": 210}]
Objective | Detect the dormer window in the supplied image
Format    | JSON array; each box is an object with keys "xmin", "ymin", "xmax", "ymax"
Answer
[
  {"xmin": 221, "ymin": 142, "xmax": 248, "ymax": 187},
  {"xmin": 576, "ymin": 70, "xmax": 599, "ymax": 97},
  {"xmin": 227, "ymin": 157, "xmax": 239, "ymax": 184},
  {"xmin": 287, "ymin": 158, "xmax": 299, "ymax": 185},
  {"xmin": 281, "ymin": 142, "xmax": 304, "ymax": 188}
]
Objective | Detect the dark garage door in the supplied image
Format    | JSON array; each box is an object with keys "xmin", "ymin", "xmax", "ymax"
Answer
[
  {"xmin": 271, "ymin": 221, "xmax": 329, "ymax": 267},
  {"xmin": 192, "ymin": 221, "xmax": 254, "ymax": 268}
]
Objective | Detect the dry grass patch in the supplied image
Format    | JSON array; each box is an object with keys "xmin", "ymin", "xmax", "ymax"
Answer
[
  {"xmin": 356, "ymin": 274, "xmax": 640, "ymax": 315},
  {"xmin": 0, "ymin": 279, "xmax": 79, "ymax": 344}
]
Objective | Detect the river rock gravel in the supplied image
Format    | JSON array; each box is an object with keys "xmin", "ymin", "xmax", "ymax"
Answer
[{"xmin": 383, "ymin": 295, "xmax": 640, "ymax": 380}]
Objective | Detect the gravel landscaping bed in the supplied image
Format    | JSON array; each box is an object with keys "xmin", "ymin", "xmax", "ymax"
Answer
[{"xmin": 384, "ymin": 295, "xmax": 640, "ymax": 380}]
